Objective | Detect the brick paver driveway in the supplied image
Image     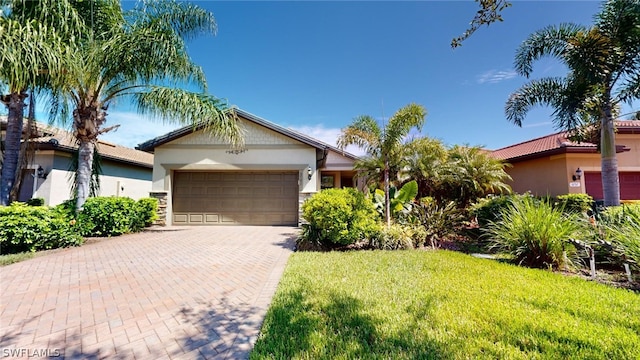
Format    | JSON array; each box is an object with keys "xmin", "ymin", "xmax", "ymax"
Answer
[{"xmin": 0, "ymin": 226, "xmax": 297, "ymax": 359}]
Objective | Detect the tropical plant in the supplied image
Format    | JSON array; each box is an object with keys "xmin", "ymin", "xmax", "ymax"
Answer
[
  {"xmin": 505, "ymin": 0, "xmax": 640, "ymax": 206},
  {"xmin": 437, "ymin": 145, "xmax": 512, "ymax": 207},
  {"xmin": 372, "ymin": 180, "xmax": 418, "ymax": 221},
  {"xmin": 48, "ymin": 0, "xmax": 243, "ymax": 210},
  {"xmin": 0, "ymin": 0, "xmax": 80, "ymax": 205},
  {"xmin": 410, "ymin": 197, "xmax": 467, "ymax": 248},
  {"xmin": 337, "ymin": 103, "xmax": 426, "ymax": 226},
  {"xmin": 400, "ymin": 137, "xmax": 448, "ymax": 199},
  {"xmin": 485, "ymin": 196, "xmax": 583, "ymax": 269}
]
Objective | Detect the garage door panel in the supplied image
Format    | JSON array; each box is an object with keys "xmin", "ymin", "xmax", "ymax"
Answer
[
  {"xmin": 586, "ymin": 171, "xmax": 640, "ymax": 200},
  {"xmin": 173, "ymin": 171, "xmax": 298, "ymax": 225}
]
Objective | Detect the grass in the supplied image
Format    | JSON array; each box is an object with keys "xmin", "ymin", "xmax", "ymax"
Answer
[
  {"xmin": 252, "ymin": 250, "xmax": 640, "ymax": 359},
  {"xmin": 0, "ymin": 251, "xmax": 37, "ymax": 266}
]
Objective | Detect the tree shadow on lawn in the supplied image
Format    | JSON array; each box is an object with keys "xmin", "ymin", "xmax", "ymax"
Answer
[{"xmin": 250, "ymin": 284, "xmax": 446, "ymax": 359}]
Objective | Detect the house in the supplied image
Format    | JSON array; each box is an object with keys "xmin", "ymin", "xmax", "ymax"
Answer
[
  {"xmin": 1, "ymin": 118, "xmax": 153, "ymax": 206},
  {"xmin": 492, "ymin": 120, "xmax": 640, "ymax": 201},
  {"xmin": 137, "ymin": 109, "xmax": 359, "ymax": 226}
]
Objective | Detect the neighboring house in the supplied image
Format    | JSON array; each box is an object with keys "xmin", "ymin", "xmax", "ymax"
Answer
[
  {"xmin": 492, "ymin": 120, "xmax": 640, "ymax": 201},
  {"xmin": 0, "ymin": 118, "xmax": 153, "ymax": 206},
  {"xmin": 137, "ymin": 109, "xmax": 358, "ymax": 226}
]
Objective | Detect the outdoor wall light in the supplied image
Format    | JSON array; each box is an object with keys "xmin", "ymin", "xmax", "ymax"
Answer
[
  {"xmin": 37, "ymin": 165, "xmax": 49, "ymax": 179},
  {"xmin": 307, "ymin": 166, "xmax": 313, "ymax": 180},
  {"xmin": 572, "ymin": 167, "xmax": 583, "ymax": 181}
]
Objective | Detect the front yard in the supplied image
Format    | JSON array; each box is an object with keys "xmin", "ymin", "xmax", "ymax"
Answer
[{"xmin": 252, "ymin": 250, "xmax": 639, "ymax": 359}]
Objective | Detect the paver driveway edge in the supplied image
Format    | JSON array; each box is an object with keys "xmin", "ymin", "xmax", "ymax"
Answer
[{"xmin": 0, "ymin": 226, "xmax": 297, "ymax": 360}]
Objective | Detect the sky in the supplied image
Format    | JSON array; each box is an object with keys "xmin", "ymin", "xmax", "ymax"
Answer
[{"xmin": 90, "ymin": 1, "xmax": 637, "ymax": 154}]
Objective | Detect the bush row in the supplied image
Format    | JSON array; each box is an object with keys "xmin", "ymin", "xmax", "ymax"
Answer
[
  {"xmin": 0, "ymin": 197, "xmax": 158, "ymax": 255},
  {"xmin": 299, "ymin": 189, "xmax": 639, "ymax": 273}
]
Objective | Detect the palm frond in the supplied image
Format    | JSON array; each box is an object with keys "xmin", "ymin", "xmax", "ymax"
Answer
[
  {"xmin": 337, "ymin": 115, "xmax": 382, "ymax": 155},
  {"xmin": 383, "ymin": 103, "xmax": 426, "ymax": 153},
  {"xmin": 134, "ymin": 86, "xmax": 243, "ymax": 148},
  {"xmin": 127, "ymin": 0, "xmax": 217, "ymax": 40},
  {"xmin": 514, "ymin": 23, "xmax": 585, "ymax": 77},
  {"xmin": 505, "ymin": 77, "xmax": 566, "ymax": 126}
]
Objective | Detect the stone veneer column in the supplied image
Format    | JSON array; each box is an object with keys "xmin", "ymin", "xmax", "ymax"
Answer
[{"xmin": 149, "ymin": 191, "xmax": 168, "ymax": 226}]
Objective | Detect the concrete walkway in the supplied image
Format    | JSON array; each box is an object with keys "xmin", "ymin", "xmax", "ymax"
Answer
[{"xmin": 0, "ymin": 226, "xmax": 297, "ymax": 359}]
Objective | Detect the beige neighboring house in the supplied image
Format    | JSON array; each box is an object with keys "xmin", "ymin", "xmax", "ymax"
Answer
[
  {"xmin": 137, "ymin": 109, "xmax": 359, "ymax": 226},
  {"xmin": 1, "ymin": 118, "xmax": 153, "ymax": 206},
  {"xmin": 492, "ymin": 120, "xmax": 640, "ymax": 201}
]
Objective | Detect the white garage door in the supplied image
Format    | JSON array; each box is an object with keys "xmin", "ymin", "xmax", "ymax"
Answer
[{"xmin": 172, "ymin": 171, "xmax": 299, "ymax": 225}]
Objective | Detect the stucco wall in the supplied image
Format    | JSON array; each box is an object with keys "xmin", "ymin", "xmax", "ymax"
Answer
[
  {"xmin": 29, "ymin": 152, "xmax": 151, "ymax": 206},
  {"xmin": 506, "ymin": 133, "xmax": 640, "ymax": 198},
  {"xmin": 151, "ymin": 120, "xmax": 320, "ymax": 225},
  {"xmin": 506, "ymin": 155, "xmax": 570, "ymax": 197}
]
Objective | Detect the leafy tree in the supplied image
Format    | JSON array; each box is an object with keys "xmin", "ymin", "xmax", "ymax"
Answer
[
  {"xmin": 337, "ymin": 103, "xmax": 426, "ymax": 226},
  {"xmin": 0, "ymin": 0, "xmax": 80, "ymax": 205},
  {"xmin": 505, "ymin": 0, "xmax": 640, "ymax": 206},
  {"xmin": 452, "ymin": 0, "xmax": 512, "ymax": 48},
  {"xmin": 49, "ymin": 0, "xmax": 243, "ymax": 210}
]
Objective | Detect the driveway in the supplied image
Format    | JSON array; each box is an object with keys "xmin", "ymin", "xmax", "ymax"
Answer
[{"xmin": 0, "ymin": 226, "xmax": 297, "ymax": 359}]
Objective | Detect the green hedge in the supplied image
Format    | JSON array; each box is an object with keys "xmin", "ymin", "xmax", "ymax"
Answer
[
  {"xmin": 0, "ymin": 203, "xmax": 83, "ymax": 255},
  {"xmin": 301, "ymin": 188, "xmax": 380, "ymax": 248},
  {"xmin": 554, "ymin": 194, "xmax": 594, "ymax": 214},
  {"xmin": 56, "ymin": 196, "xmax": 158, "ymax": 237}
]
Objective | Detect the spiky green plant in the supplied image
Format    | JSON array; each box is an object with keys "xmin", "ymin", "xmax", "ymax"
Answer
[{"xmin": 485, "ymin": 196, "xmax": 583, "ymax": 269}]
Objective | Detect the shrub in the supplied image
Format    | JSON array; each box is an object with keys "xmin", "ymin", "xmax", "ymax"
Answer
[
  {"xmin": 484, "ymin": 196, "xmax": 582, "ymax": 269},
  {"xmin": 369, "ymin": 223, "xmax": 420, "ymax": 250},
  {"xmin": 26, "ymin": 197, "xmax": 45, "ymax": 206},
  {"xmin": 555, "ymin": 194, "xmax": 594, "ymax": 214},
  {"xmin": 137, "ymin": 197, "xmax": 159, "ymax": 227},
  {"xmin": 79, "ymin": 197, "xmax": 144, "ymax": 236},
  {"xmin": 301, "ymin": 188, "xmax": 379, "ymax": 248},
  {"xmin": 410, "ymin": 199, "xmax": 466, "ymax": 248},
  {"xmin": 0, "ymin": 203, "xmax": 83, "ymax": 255},
  {"xmin": 597, "ymin": 204, "xmax": 640, "ymax": 270}
]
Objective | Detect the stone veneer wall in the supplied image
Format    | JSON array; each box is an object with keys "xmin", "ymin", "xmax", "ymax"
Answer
[{"xmin": 149, "ymin": 191, "xmax": 168, "ymax": 226}]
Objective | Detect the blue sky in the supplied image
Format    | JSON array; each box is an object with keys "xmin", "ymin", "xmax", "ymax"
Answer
[{"xmin": 95, "ymin": 1, "xmax": 637, "ymax": 154}]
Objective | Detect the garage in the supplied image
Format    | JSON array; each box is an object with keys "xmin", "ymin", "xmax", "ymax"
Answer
[
  {"xmin": 172, "ymin": 171, "xmax": 299, "ymax": 225},
  {"xmin": 585, "ymin": 172, "xmax": 640, "ymax": 201}
]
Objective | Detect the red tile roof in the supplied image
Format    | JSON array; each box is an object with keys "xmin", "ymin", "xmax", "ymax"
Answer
[{"xmin": 492, "ymin": 120, "xmax": 640, "ymax": 162}]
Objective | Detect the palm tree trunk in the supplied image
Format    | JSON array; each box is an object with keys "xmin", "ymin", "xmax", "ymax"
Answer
[
  {"xmin": 76, "ymin": 139, "xmax": 95, "ymax": 210},
  {"xmin": 600, "ymin": 102, "xmax": 620, "ymax": 207},
  {"xmin": 384, "ymin": 156, "xmax": 391, "ymax": 227},
  {"xmin": 0, "ymin": 92, "xmax": 27, "ymax": 206},
  {"xmin": 10, "ymin": 90, "xmax": 36, "ymax": 202}
]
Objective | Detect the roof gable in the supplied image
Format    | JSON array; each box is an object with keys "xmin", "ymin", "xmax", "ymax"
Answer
[
  {"xmin": 137, "ymin": 108, "xmax": 359, "ymax": 160},
  {"xmin": 167, "ymin": 118, "xmax": 303, "ymax": 146}
]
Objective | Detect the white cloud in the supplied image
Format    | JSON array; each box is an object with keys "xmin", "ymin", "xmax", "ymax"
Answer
[
  {"xmin": 477, "ymin": 69, "xmax": 518, "ymax": 84},
  {"xmin": 99, "ymin": 111, "xmax": 181, "ymax": 148},
  {"xmin": 289, "ymin": 125, "xmax": 367, "ymax": 157},
  {"xmin": 523, "ymin": 121, "xmax": 552, "ymax": 128}
]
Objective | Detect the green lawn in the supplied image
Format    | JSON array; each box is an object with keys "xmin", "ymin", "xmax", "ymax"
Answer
[{"xmin": 251, "ymin": 250, "xmax": 640, "ymax": 360}]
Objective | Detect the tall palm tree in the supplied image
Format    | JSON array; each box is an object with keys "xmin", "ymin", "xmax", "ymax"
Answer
[
  {"xmin": 0, "ymin": 0, "xmax": 80, "ymax": 205},
  {"xmin": 505, "ymin": 0, "xmax": 640, "ymax": 206},
  {"xmin": 50, "ymin": 0, "xmax": 243, "ymax": 209},
  {"xmin": 338, "ymin": 103, "xmax": 426, "ymax": 226}
]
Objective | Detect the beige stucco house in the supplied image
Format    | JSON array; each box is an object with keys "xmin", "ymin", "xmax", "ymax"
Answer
[
  {"xmin": 137, "ymin": 109, "xmax": 358, "ymax": 226},
  {"xmin": 492, "ymin": 120, "xmax": 640, "ymax": 201},
  {"xmin": 1, "ymin": 119, "xmax": 153, "ymax": 206}
]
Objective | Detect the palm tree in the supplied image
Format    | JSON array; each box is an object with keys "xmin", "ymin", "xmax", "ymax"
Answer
[
  {"xmin": 439, "ymin": 145, "xmax": 512, "ymax": 207},
  {"xmin": 400, "ymin": 137, "xmax": 448, "ymax": 199},
  {"xmin": 0, "ymin": 0, "xmax": 80, "ymax": 206},
  {"xmin": 49, "ymin": 0, "xmax": 243, "ymax": 210},
  {"xmin": 505, "ymin": 0, "xmax": 640, "ymax": 206},
  {"xmin": 337, "ymin": 103, "xmax": 426, "ymax": 226}
]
